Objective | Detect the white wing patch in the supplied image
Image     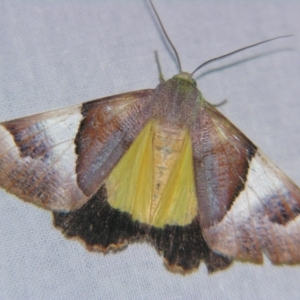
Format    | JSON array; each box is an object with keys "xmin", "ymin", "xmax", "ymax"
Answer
[
  {"xmin": 0, "ymin": 106, "xmax": 87, "ymax": 211},
  {"xmin": 204, "ymin": 151, "xmax": 300, "ymax": 264}
]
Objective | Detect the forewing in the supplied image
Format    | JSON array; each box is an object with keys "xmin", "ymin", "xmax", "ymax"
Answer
[
  {"xmin": 192, "ymin": 102, "xmax": 300, "ymax": 264},
  {"xmin": 0, "ymin": 90, "xmax": 154, "ymax": 211}
]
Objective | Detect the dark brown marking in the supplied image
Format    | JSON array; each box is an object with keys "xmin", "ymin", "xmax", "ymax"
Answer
[
  {"xmin": 75, "ymin": 90, "xmax": 154, "ymax": 197},
  {"xmin": 4, "ymin": 122, "xmax": 49, "ymax": 159},
  {"xmin": 264, "ymin": 194, "xmax": 300, "ymax": 225},
  {"xmin": 53, "ymin": 185, "xmax": 232, "ymax": 273}
]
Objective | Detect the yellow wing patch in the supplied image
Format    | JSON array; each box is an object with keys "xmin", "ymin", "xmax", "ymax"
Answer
[{"xmin": 105, "ymin": 120, "xmax": 198, "ymax": 227}]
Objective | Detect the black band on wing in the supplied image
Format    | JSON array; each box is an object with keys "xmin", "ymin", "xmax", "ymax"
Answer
[{"xmin": 53, "ymin": 185, "xmax": 232, "ymax": 273}]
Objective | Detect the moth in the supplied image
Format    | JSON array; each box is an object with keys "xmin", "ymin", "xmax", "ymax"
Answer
[{"xmin": 0, "ymin": 1, "xmax": 299, "ymax": 274}]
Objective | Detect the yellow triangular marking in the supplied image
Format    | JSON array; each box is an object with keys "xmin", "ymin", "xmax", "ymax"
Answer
[{"xmin": 105, "ymin": 120, "xmax": 198, "ymax": 227}]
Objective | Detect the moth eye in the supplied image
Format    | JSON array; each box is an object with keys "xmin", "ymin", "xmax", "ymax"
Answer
[{"xmin": 191, "ymin": 79, "xmax": 197, "ymax": 86}]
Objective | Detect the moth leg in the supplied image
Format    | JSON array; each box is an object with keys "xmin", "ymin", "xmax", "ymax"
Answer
[{"xmin": 212, "ymin": 99, "xmax": 228, "ymax": 107}]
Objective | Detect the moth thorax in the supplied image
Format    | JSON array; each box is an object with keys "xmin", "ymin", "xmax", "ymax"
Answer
[{"xmin": 152, "ymin": 76, "xmax": 200, "ymax": 127}]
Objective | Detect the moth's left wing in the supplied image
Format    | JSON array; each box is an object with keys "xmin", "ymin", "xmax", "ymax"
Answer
[
  {"xmin": 192, "ymin": 102, "xmax": 300, "ymax": 264},
  {"xmin": 0, "ymin": 90, "xmax": 154, "ymax": 211}
]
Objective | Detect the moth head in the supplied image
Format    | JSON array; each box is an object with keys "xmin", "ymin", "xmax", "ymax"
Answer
[{"xmin": 173, "ymin": 72, "xmax": 197, "ymax": 87}]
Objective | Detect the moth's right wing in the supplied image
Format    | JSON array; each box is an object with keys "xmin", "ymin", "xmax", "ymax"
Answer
[{"xmin": 192, "ymin": 101, "xmax": 300, "ymax": 265}]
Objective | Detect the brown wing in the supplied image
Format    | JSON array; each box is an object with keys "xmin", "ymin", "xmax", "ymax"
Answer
[
  {"xmin": 191, "ymin": 101, "xmax": 300, "ymax": 264},
  {"xmin": 0, "ymin": 90, "xmax": 154, "ymax": 211}
]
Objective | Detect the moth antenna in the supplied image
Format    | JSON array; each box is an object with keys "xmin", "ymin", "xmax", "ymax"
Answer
[
  {"xmin": 191, "ymin": 35, "xmax": 293, "ymax": 77},
  {"xmin": 149, "ymin": 0, "xmax": 182, "ymax": 73},
  {"xmin": 155, "ymin": 51, "xmax": 165, "ymax": 82}
]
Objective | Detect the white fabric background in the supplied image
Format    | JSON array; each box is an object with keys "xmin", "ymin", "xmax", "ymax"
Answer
[{"xmin": 1, "ymin": 1, "xmax": 300, "ymax": 299}]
